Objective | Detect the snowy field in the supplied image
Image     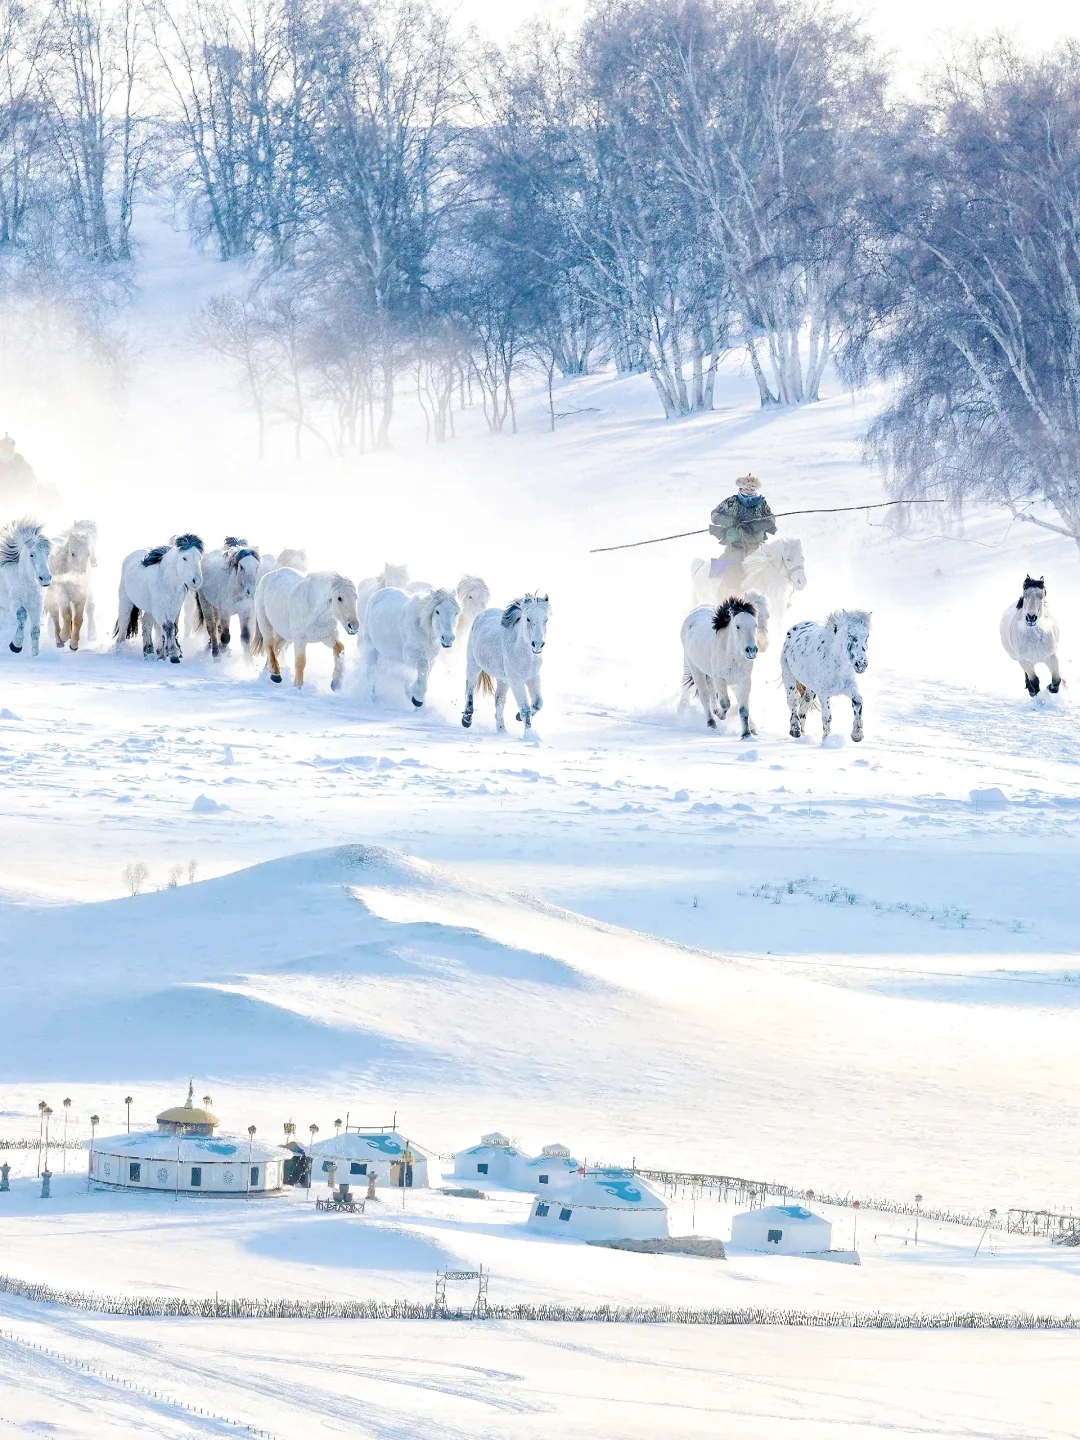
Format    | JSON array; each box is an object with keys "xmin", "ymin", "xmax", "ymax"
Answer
[{"xmin": 2, "ymin": 222, "xmax": 1080, "ymax": 1434}]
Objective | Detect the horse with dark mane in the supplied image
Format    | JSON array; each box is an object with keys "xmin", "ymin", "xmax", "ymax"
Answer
[
  {"xmin": 115, "ymin": 534, "xmax": 204, "ymax": 662},
  {"xmin": 190, "ymin": 536, "xmax": 261, "ymax": 658},
  {"xmin": 1000, "ymin": 575, "xmax": 1061, "ymax": 697},
  {"xmin": 681, "ymin": 593, "xmax": 768, "ymax": 737}
]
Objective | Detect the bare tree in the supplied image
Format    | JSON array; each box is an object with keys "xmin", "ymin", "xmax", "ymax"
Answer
[
  {"xmin": 194, "ymin": 291, "xmax": 278, "ymax": 456},
  {"xmin": 123, "ymin": 860, "xmax": 149, "ymax": 895}
]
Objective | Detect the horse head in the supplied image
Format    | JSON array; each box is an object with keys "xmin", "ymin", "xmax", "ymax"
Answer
[
  {"xmin": 503, "ymin": 593, "xmax": 550, "ymax": 653},
  {"xmin": 456, "ymin": 575, "xmax": 490, "ymax": 618},
  {"xmin": 173, "ymin": 533, "xmax": 205, "ymax": 591},
  {"xmin": 330, "ymin": 575, "xmax": 359, "ymax": 635},
  {"xmin": 833, "ymin": 609, "xmax": 871, "ymax": 673},
  {"xmin": 714, "ymin": 597, "xmax": 759, "ymax": 660},
  {"xmin": 781, "ymin": 538, "xmax": 807, "ymax": 591},
  {"xmin": 1, "ymin": 520, "xmax": 51, "ymax": 586},
  {"xmin": 425, "ymin": 588, "xmax": 461, "ymax": 648},
  {"xmin": 379, "ymin": 563, "xmax": 409, "ymax": 589},
  {"xmin": 1019, "ymin": 576, "xmax": 1046, "ymax": 626},
  {"xmin": 227, "ymin": 543, "xmax": 261, "ymax": 599}
]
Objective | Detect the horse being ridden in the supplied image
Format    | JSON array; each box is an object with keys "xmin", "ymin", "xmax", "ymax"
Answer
[
  {"xmin": 115, "ymin": 535, "xmax": 204, "ymax": 662},
  {"xmin": 691, "ymin": 537, "xmax": 806, "ymax": 617},
  {"xmin": 0, "ymin": 518, "xmax": 51, "ymax": 655},
  {"xmin": 1000, "ymin": 575, "xmax": 1061, "ymax": 697},
  {"xmin": 252, "ymin": 567, "xmax": 359, "ymax": 690},
  {"xmin": 463, "ymin": 594, "xmax": 550, "ymax": 736},
  {"xmin": 46, "ymin": 521, "xmax": 96, "ymax": 651}
]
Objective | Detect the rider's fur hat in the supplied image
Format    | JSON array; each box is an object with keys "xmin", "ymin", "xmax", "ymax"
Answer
[{"xmin": 736, "ymin": 473, "xmax": 762, "ymax": 493}]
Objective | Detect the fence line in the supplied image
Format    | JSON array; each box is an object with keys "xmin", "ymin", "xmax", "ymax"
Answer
[
  {"xmin": 633, "ymin": 1169, "xmax": 1006, "ymax": 1231},
  {"xmin": 0, "ymin": 1273, "xmax": 1076, "ymax": 1329}
]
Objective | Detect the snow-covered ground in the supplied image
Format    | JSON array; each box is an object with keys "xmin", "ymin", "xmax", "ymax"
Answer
[{"xmin": 2, "ymin": 217, "xmax": 1079, "ymax": 1435}]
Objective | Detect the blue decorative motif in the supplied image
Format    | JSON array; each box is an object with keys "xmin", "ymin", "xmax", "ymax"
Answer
[
  {"xmin": 596, "ymin": 1177, "xmax": 643, "ymax": 1204},
  {"xmin": 359, "ymin": 1135, "xmax": 402, "ymax": 1155}
]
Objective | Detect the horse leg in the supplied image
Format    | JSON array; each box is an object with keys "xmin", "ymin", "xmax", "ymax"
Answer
[
  {"xmin": 410, "ymin": 656, "xmax": 431, "ymax": 708},
  {"xmin": 219, "ymin": 617, "xmax": 231, "ymax": 649},
  {"xmin": 512, "ymin": 680, "xmax": 532, "ymax": 730},
  {"xmin": 688, "ymin": 664, "xmax": 715, "ymax": 728},
  {"xmin": 462, "ymin": 664, "xmax": 478, "ymax": 729},
  {"xmin": 362, "ymin": 642, "xmax": 378, "ymax": 701},
  {"xmin": 849, "ymin": 684, "xmax": 864, "ymax": 742},
  {"xmin": 820, "ymin": 695, "xmax": 832, "ymax": 740},
  {"xmin": 163, "ymin": 619, "xmax": 181, "ymax": 663},
  {"xmin": 205, "ymin": 603, "xmax": 220, "ymax": 659},
  {"xmin": 70, "ymin": 600, "xmax": 85, "ymax": 651},
  {"xmin": 527, "ymin": 676, "xmax": 543, "ymax": 714},
  {"xmin": 30, "ymin": 605, "xmax": 40, "ymax": 656},
  {"xmin": 737, "ymin": 674, "xmax": 756, "ymax": 739},
  {"xmin": 1047, "ymin": 654, "xmax": 1062, "ymax": 694},
  {"xmin": 140, "ymin": 612, "xmax": 155, "ymax": 659},
  {"xmin": 293, "ymin": 642, "xmax": 307, "ymax": 689},
  {"xmin": 494, "ymin": 680, "xmax": 509, "ymax": 732},
  {"xmin": 266, "ymin": 633, "xmax": 282, "ymax": 683},
  {"xmin": 9, "ymin": 605, "xmax": 25, "ymax": 654},
  {"xmin": 1023, "ymin": 665, "xmax": 1040, "ymax": 697},
  {"xmin": 239, "ymin": 607, "xmax": 251, "ymax": 654},
  {"xmin": 330, "ymin": 639, "xmax": 345, "ymax": 692},
  {"xmin": 49, "ymin": 604, "xmax": 64, "ymax": 648},
  {"xmin": 713, "ymin": 678, "xmax": 731, "ymax": 721}
]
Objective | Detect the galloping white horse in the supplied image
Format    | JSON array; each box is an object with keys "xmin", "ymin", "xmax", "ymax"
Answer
[
  {"xmin": 192, "ymin": 538, "xmax": 261, "ymax": 658},
  {"xmin": 1001, "ymin": 575, "xmax": 1062, "ymax": 697},
  {"xmin": 363, "ymin": 586, "xmax": 461, "ymax": 707},
  {"xmin": 691, "ymin": 537, "xmax": 807, "ymax": 621},
  {"xmin": 252, "ymin": 567, "xmax": 359, "ymax": 690},
  {"xmin": 455, "ymin": 575, "xmax": 490, "ymax": 643},
  {"xmin": 46, "ymin": 520, "xmax": 96, "ymax": 651},
  {"xmin": 782, "ymin": 610, "xmax": 871, "ymax": 742},
  {"xmin": 0, "ymin": 518, "xmax": 51, "ymax": 655},
  {"xmin": 356, "ymin": 563, "xmax": 410, "ymax": 645},
  {"xmin": 463, "ymin": 594, "xmax": 550, "ymax": 736},
  {"xmin": 116, "ymin": 535, "xmax": 204, "ymax": 662},
  {"xmin": 681, "ymin": 593, "xmax": 769, "ymax": 737}
]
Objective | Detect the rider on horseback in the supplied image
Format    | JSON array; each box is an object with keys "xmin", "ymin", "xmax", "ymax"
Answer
[{"xmin": 708, "ymin": 474, "xmax": 776, "ymax": 580}]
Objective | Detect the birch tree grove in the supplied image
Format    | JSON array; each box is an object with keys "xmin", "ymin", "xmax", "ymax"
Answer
[{"xmin": 855, "ymin": 42, "xmax": 1080, "ymax": 548}]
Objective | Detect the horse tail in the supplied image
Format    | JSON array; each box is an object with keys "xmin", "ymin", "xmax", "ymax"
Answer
[
  {"xmin": 682, "ymin": 664, "xmax": 697, "ymax": 698},
  {"xmin": 477, "ymin": 671, "xmax": 494, "ymax": 696},
  {"xmin": 249, "ymin": 601, "xmax": 265, "ymax": 657},
  {"xmin": 114, "ymin": 603, "xmax": 139, "ymax": 641},
  {"xmin": 193, "ymin": 592, "xmax": 207, "ymax": 633}
]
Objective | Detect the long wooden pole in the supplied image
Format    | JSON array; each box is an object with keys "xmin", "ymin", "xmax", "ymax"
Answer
[{"xmin": 588, "ymin": 500, "xmax": 944, "ymax": 554}]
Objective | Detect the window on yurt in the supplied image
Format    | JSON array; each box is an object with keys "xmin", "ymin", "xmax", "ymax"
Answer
[
  {"xmin": 191, "ymin": 1166, "xmax": 202, "ymax": 1187},
  {"xmin": 536, "ymin": 1202, "xmax": 550, "ymax": 1217},
  {"xmin": 538, "ymin": 1174, "xmax": 549, "ymax": 1184},
  {"xmin": 322, "ymin": 1160, "xmax": 333, "ymax": 1173},
  {"xmin": 250, "ymin": 1166, "xmax": 259, "ymax": 1186},
  {"xmin": 129, "ymin": 1162, "xmax": 141, "ymax": 1182},
  {"xmin": 477, "ymin": 1163, "xmax": 488, "ymax": 1174},
  {"xmin": 559, "ymin": 1207, "xmax": 572, "ymax": 1222},
  {"xmin": 350, "ymin": 1162, "xmax": 367, "ymax": 1176},
  {"xmin": 767, "ymin": 1228, "xmax": 782, "ymax": 1244}
]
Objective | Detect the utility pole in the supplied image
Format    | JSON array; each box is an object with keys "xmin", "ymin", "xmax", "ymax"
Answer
[{"xmin": 914, "ymin": 1194, "xmax": 923, "ymax": 1246}]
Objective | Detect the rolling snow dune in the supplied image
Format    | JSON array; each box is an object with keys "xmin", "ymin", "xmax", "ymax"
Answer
[{"xmin": 2, "ymin": 843, "xmax": 1075, "ymax": 1210}]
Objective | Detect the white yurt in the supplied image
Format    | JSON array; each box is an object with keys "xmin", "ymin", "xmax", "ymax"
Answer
[
  {"xmin": 449, "ymin": 1132, "xmax": 529, "ymax": 1188},
  {"xmin": 88, "ymin": 1086, "xmax": 289, "ymax": 1196},
  {"xmin": 729, "ymin": 1204, "xmax": 833, "ymax": 1255},
  {"xmin": 527, "ymin": 1167, "xmax": 668, "ymax": 1242},
  {"xmin": 309, "ymin": 1131, "xmax": 429, "ymax": 1189},
  {"xmin": 517, "ymin": 1144, "xmax": 582, "ymax": 1196}
]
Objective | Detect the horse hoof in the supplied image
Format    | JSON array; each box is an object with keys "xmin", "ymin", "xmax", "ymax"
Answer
[
  {"xmin": 412, "ymin": 697, "xmax": 423, "ymax": 708},
  {"xmin": 852, "ymin": 732, "xmax": 864, "ymax": 743},
  {"xmin": 270, "ymin": 674, "xmax": 282, "ymax": 683},
  {"xmin": 1049, "ymin": 680, "xmax": 1061, "ymax": 694},
  {"xmin": 706, "ymin": 717, "xmax": 717, "ymax": 729},
  {"xmin": 462, "ymin": 715, "xmax": 472, "ymax": 728},
  {"xmin": 8, "ymin": 642, "xmax": 20, "ymax": 653},
  {"xmin": 69, "ymin": 644, "xmax": 78, "ymax": 652},
  {"xmin": 170, "ymin": 655, "xmax": 181, "ymax": 664}
]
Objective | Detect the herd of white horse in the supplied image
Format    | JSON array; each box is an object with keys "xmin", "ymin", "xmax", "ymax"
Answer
[{"xmin": 0, "ymin": 517, "xmax": 1064, "ymax": 741}]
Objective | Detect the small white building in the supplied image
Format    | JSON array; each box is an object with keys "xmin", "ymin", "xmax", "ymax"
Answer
[
  {"xmin": 310, "ymin": 1131, "xmax": 429, "ymax": 1189},
  {"xmin": 527, "ymin": 1167, "xmax": 668, "ymax": 1242},
  {"xmin": 88, "ymin": 1088, "xmax": 288, "ymax": 1196},
  {"xmin": 517, "ymin": 1144, "xmax": 582, "ymax": 1196},
  {"xmin": 730, "ymin": 1204, "xmax": 833, "ymax": 1255},
  {"xmin": 449, "ymin": 1132, "xmax": 529, "ymax": 1188}
]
